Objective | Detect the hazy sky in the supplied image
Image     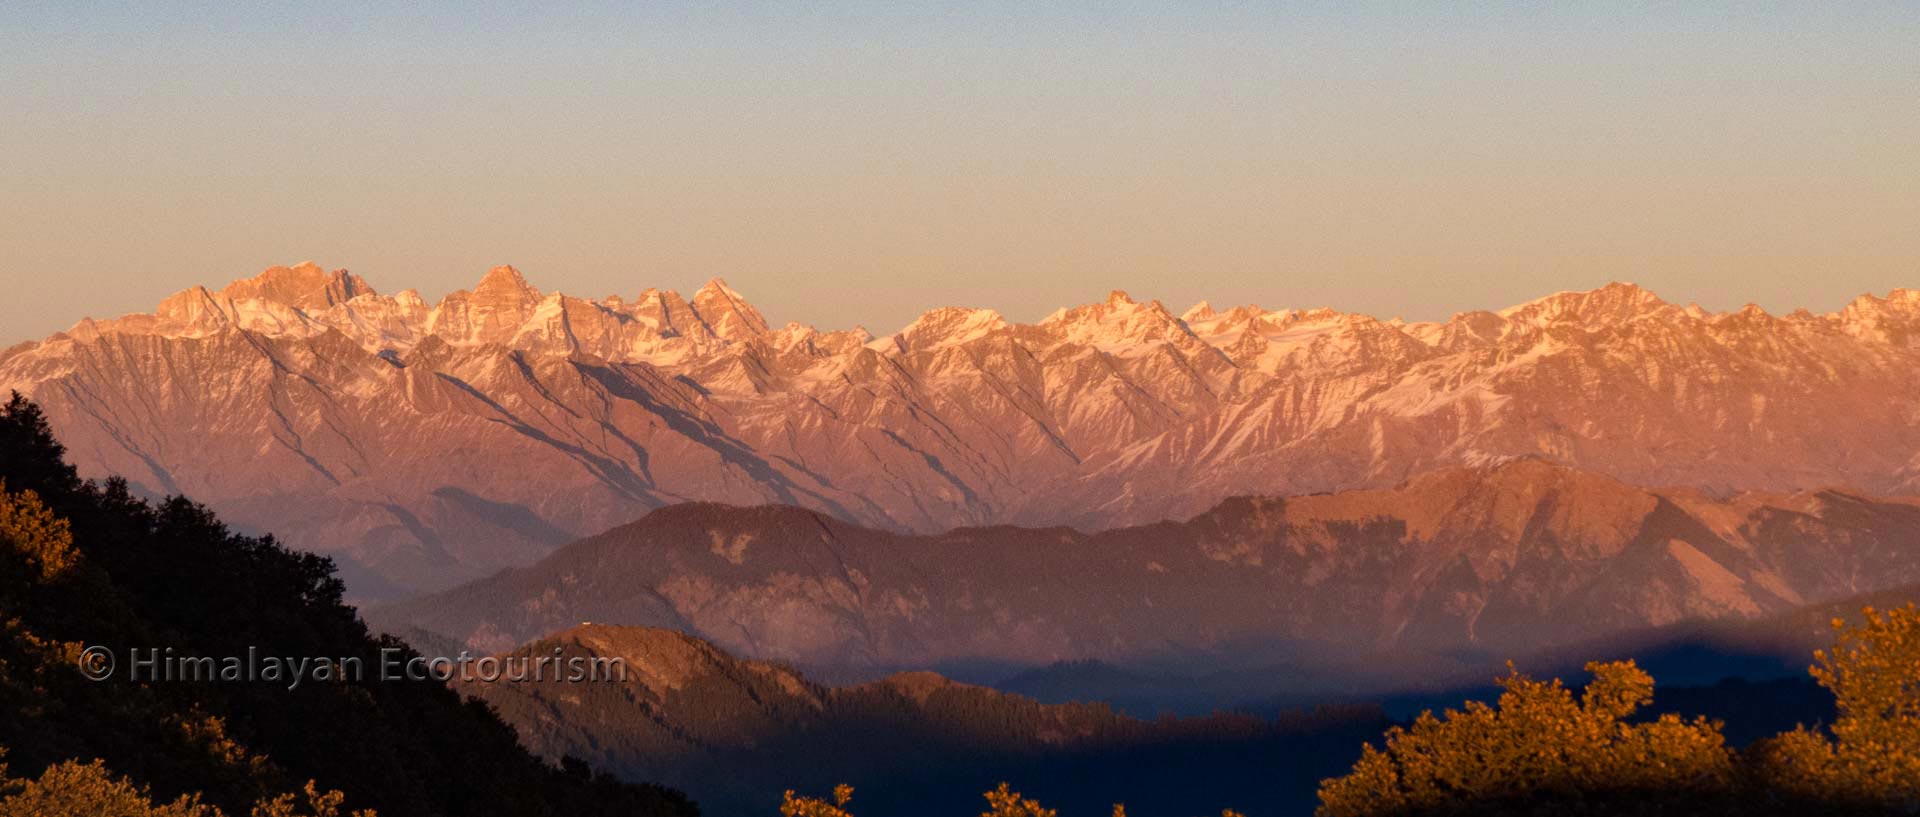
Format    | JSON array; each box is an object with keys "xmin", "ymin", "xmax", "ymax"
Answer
[{"xmin": 3, "ymin": 2, "xmax": 1915, "ymax": 342}]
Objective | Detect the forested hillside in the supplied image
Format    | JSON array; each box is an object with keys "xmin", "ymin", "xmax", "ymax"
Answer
[{"xmin": 0, "ymin": 394, "xmax": 693, "ymax": 816}]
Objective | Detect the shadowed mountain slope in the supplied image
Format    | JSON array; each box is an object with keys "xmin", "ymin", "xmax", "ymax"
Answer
[
  {"xmin": 376, "ymin": 459, "xmax": 1920, "ymax": 687},
  {"xmin": 454, "ymin": 624, "xmax": 1388, "ymax": 817}
]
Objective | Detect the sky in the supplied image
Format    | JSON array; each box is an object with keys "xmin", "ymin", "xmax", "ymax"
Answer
[{"xmin": 2, "ymin": 2, "xmax": 1916, "ymax": 343}]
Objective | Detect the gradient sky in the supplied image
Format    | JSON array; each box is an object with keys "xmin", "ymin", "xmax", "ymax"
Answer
[{"xmin": 3, "ymin": 2, "xmax": 1916, "ymax": 343}]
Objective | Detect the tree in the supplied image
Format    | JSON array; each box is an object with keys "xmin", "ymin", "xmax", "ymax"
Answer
[
  {"xmin": 0, "ymin": 759, "xmax": 220, "ymax": 817},
  {"xmin": 1320, "ymin": 607, "xmax": 1920, "ymax": 815},
  {"xmin": 0, "ymin": 393, "xmax": 697, "ymax": 817},
  {"xmin": 0, "ymin": 482, "xmax": 77, "ymax": 582},
  {"xmin": 982, "ymin": 783, "xmax": 1057, "ymax": 817},
  {"xmin": 1749, "ymin": 604, "xmax": 1920, "ymax": 808},
  {"xmin": 781, "ymin": 784, "xmax": 855, "ymax": 817},
  {"xmin": 249, "ymin": 780, "xmax": 375, "ymax": 817},
  {"xmin": 1315, "ymin": 660, "xmax": 1733, "ymax": 816}
]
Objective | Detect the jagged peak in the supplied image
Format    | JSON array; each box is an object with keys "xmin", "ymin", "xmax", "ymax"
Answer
[
  {"xmin": 42, "ymin": 267, "xmax": 1920, "ymax": 374},
  {"xmin": 633, "ymin": 287, "xmax": 695, "ymax": 323},
  {"xmin": 155, "ymin": 284, "xmax": 224, "ymax": 319},
  {"xmin": 1832, "ymin": 288, "xmax": 1920, "ymax": 342},
  {"xmin": 1141, "ymin": 297, "xmax": 1180, "ymax": 320},
  {"xmin": 1033, "ymin": 290, "xmax": 1211, "ymax": 357},
  {"xmin": 768, "ymin": 321, "xmax": 837, "ymax": 354},
  {"xmin": 474, "ymin": 265, "xmax": 538, "ymax": 299},
  {"xmin": 1840, "ymin": 287, "xmax": 1920, "ymax": 315},
  {"xmin": 1497, "ymin": 281, "xmax": 1670, "ymax": 327},
  {"xmin": 689, "ymin": 276, "xmax": 770, "ymax": 338},
  {"xmin": 891, "ymin": 306, "xmax": 1009, "ymax": 352},
  {"xmin": 1216, "ymin": 304, "xmax": 1273, "ymax": 327},
  {"xmin": 218, "ymin": 262, "xmax": 374, "ymax": 310},
  {"xmin": 694, "ymin": 276, "xmax": 740, "ymax": 298},
  {"xmin": 1045, "ymin": 290, "xmax": 1161, "ymax": 325}
]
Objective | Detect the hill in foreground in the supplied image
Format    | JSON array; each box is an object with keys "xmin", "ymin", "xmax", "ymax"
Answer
[
  {"xmin": 455, "ymin": 624, "xmax": 1387, "ymax": 817},
  {"xmin": 0, "ymin": 394, "xmax": 693, "ymax": 816}
]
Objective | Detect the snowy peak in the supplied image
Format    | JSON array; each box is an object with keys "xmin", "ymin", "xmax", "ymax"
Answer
[
  {"xmin": 890, "ymin": 306, "xmax": 1010, "ymax": 352},
  {"xmin": 633, "ymin": 287, "xmax": 705, "ymax": 338},
  {"xmin": 1498, "ymin": 281, "xmax": 1672, "ymax": 329},
  {"xmin": 154, "ymin": 285, "xmax": 221, "ymax": 320},
  {"xmin": 58, "ymin": 269, "xmax": 1920, "ymax": 372},
  {"xmin": 1043, "ymin": 290, "xmax": 1202, "ymax": 355},
  {"xmin": 12, "ymin": 264, "xmax": 1920, "ymax": 598},
  {"xmin": 690, "ymin": 277, "xmax": 770, "ymax": 339},
  {"xmin": 428, "ymin": 265, "xmax": 545, "ymax": 345},
  {"xmin": 1836, "ymin": 288, "xmax": 1920, "ymax": 345},
  {"xmin": 1180, "ymin": 301, "xmax": 1216, "ymax": 323},
  {"xmin": 472, "ymin": 264, "xmax": 541, "ymax": 304}
]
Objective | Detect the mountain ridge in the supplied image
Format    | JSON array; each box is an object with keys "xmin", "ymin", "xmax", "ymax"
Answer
[
  {"xmin": 371, "ymin": 458, "xmax": 1920, "ymax": 685},
  {"xmin": 453, "ymin": 622, "xmax": 1387, "ymax": 817},
  {"xmin": 7, "ymin": 263, "xmax": 1919, "ymax": 593}
]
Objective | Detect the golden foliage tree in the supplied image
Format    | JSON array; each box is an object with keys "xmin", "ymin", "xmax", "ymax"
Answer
[
  {"xmin": 0, "ymin": 758, "xmax": 219, "ymax": 817},
  {"xmin": 249, "ymin": 780, "xmax": 375, "ymax": 817},
  {"xmin": 780, "ymin": 784, "xmax": 856, "ymax": 817},
  {"xmin": 0, "ymin": 757, "xmax": 372, "ymax": 817},
  {"xmin": 1749, "ymin": 604, "xmax": 1920, "ymax": 807},
  {"xmin": 0, "ymin": 482, "xmax": 77, "ymax": 584},
  {"xmin": 982, "ymin": 783, "xmax": 1058, "ymax": 817},
  {"xmin": 1314, "ymin": 660, "xmax": 1732, "ymax": 816}
]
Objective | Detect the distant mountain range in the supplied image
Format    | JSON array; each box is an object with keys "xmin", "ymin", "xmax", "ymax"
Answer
[
  {"xmin": 372, "ymin": 459, "xmax": 1920, "ymax": 689},
  {"xmin": 5, "ymin": 262, "xmax": 1918, "ymax": 594}
]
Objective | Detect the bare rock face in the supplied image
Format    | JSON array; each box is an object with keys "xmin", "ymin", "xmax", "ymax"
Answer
[
  {"xmin": 219, "ymin": 261, "xmax": 375, "ymax": 310},
  {"xmin": 5, "ymin": 264, "xmax": 1920, "ymax": 594},
  {"xmin": 373, "ymin": 460, "xmax": 1920, "ymax": 673},
  {"xmin": 427, "ymin": 265, "xmax": 543, "ymax": 346},
  {"xmin": 688, "ymin": 278, "xmax": 769, "ymax": 339}
]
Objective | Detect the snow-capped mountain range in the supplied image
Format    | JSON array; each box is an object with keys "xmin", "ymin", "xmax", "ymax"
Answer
[{"xmin": 5, "ymin": 262, "xmax": 1918, "ymax": 594}]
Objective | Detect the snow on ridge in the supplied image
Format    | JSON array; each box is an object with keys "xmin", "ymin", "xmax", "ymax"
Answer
[{"xmin": 41, "ymin": 264, "xmax": 1920, "ymax": 382}]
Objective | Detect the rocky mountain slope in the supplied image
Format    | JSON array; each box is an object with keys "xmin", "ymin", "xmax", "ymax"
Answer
[
  {"xmin": 373, "ymin": 459, "xmax": 1920, "ymax": 681},
  {"xmin": 6, "ymin": 262, "xmax": 1918, "ymax": 592}
]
